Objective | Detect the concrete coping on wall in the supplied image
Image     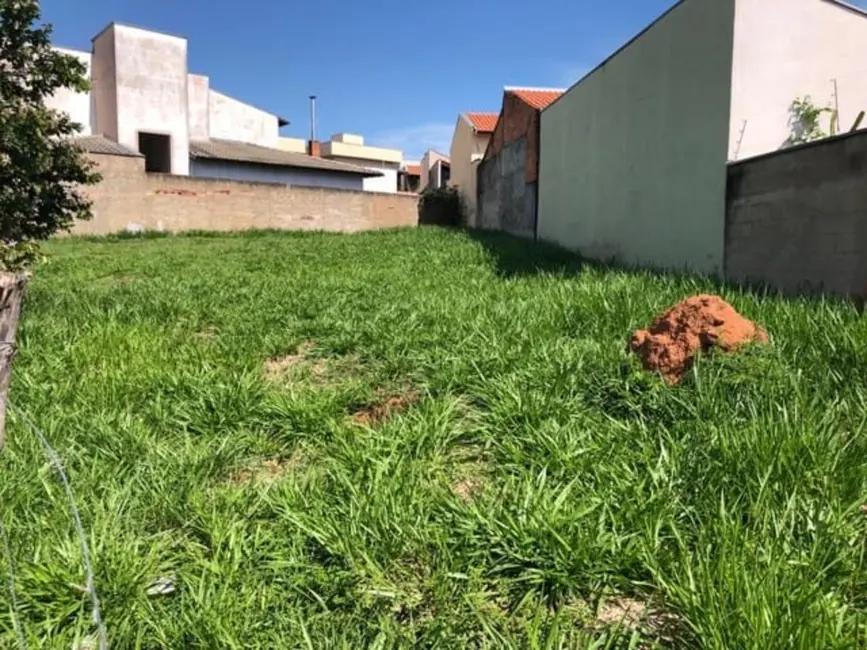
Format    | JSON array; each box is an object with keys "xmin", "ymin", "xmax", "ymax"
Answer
[{"xmin": 728, "ymin": 129, "xmax": 867, "ymax": 168}]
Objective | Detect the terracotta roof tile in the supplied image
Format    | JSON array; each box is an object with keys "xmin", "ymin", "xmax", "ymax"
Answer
[
  {"xmin": 189, "ymin": 139, "xmax": 381, "ymax": 176},
  {"xmin": 506, "ymin": 88, "xmax": 564, "ymax": 110},
  {"xmin": 404, "ymin": 163, "xmax": 421, "ymax": 176},
  {"xmin": 466, "ymin": 112, "xmax": 499, "ymax": 133}
]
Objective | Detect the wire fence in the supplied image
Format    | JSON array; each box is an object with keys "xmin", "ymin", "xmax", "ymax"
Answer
[{"xmin": 1, "ymin": 405, "xmax": 108, "ymax": 650}]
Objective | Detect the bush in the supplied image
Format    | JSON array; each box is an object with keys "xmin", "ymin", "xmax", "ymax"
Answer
[{"xmin": 417, "ymin": 186, "xmax": 466, "ymax": 227}]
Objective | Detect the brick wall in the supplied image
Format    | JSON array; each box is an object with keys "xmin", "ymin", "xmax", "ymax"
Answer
[
  {"xmin": 725, "ymin": 130, "xmax": 867, "ymax": 297},
  {"xmin": 485, "ymin": 93, "xmax": 540, "ymax": 183},
  {"xmin": 72, "ymin": 153, "xmax": 419, "ymax": 235}
]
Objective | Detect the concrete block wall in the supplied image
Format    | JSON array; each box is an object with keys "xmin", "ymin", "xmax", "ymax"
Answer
[
  {"xmin": 725, "ymin": 130, "xmax": 867, "ymax": 297},
  {"xmin": 73, "ymin": 153, "xmax": 419, "ymax": 235}
]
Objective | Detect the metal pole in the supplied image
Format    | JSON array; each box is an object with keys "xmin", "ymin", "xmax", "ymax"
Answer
[{"xmin": 309, "ymin": 95, "xmax": 317, "ymax": 142}]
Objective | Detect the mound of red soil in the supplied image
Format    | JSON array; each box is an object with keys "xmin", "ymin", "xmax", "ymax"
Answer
[{"xmin": 629, "ymin": 294, "xmax": 767, "ymax": 384}]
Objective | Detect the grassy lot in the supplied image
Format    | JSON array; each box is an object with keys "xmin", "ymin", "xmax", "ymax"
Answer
[{"xmin": 2, "ymin": 227, "xmax": 867, "ymax": 648}]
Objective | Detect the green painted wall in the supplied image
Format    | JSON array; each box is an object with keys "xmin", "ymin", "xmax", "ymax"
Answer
[{"xmin": 537, "ymin": 0, "xmax": 735, "ymax": 276}]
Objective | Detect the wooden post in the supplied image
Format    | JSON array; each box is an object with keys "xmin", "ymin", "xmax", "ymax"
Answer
[{"xmin": 0, "ymin": 272, "xmax": 28, "ymax": 449}]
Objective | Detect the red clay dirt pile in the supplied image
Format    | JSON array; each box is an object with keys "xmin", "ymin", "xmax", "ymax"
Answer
[{"xmin": 629, "ymin": 294, "xmax": 768, "ymax": 385}]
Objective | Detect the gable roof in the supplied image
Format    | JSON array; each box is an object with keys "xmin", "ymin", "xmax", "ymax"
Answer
[
  {"xmin": 189, "ymin": 139, "xmax": 381, "ymax": 176},
  {"xmin": 465, "ymin": 112, "xmax": 499, "ymax": 133},
  {"xmin": 505, "ymin": 87, "xmax": 565, "ymax": 110}
]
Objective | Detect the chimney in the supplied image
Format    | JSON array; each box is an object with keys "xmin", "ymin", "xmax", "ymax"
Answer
[{"xmin": 307, "ymin": 94, "xmax": 319, "ymax": 156}]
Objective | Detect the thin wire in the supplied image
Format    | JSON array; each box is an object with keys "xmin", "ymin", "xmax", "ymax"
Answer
[
  {"xmin": 10, "ymin": 405, "xmax": 108, "ymax": 650},
  {"xmin": 0, "ymin": 518, "xmax": 27, "ymax": 650}
]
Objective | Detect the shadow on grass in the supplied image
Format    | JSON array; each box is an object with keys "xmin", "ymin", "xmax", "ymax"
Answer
[{"xmin": 465, "ymin": 228, "xmax": 585, "ymax": 278}]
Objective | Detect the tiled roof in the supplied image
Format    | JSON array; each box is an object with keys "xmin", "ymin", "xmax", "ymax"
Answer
[
  {"xmin": 72, "ymin": 134, "xmax": 142, "ymax": 158},
  {"xmin": 506, "ymin": 87, "xmax": 565, "ymax": 110},
  {"xmin": 404, "ymin": 163, "xmax": 421, "ymax": 176},
  {"xmin": 189, "ymin": 139, "xmax": 382, "ymax": 176},
  {"xmin": 465, "ymin": 112, "xmax": 499, "ymax": 133}
]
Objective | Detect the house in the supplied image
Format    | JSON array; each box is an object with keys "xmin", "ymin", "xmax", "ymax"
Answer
[
  {"xmin": 449, "ymin": 113, "xmax": 498, "ymax": 224},
  {"xmin": 476, "ymin": 87, "xmax": 563, "ymax": 238},
  {"xmin": 47, "ymin": 23, "xmax": 377, "ymax": 189},
  {"xmin": 314, "ymin": 134, "xmax": 403, "ymax": 193},
  {"xmin": 537, "ymin": 0, "xmax": 867, "ymax": 276},
  {"xmin": 398, "ymin": 162, "xmax": 422, "ymax": 193},
  {"xmin": 419, "ymin": 150, "xmax": 451, "ymax": 191}
]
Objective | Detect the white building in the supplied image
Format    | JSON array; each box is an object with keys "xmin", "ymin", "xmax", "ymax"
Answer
[{"xmin": 46, "ymin": 23, "xmax": 380, "ymax": 189}]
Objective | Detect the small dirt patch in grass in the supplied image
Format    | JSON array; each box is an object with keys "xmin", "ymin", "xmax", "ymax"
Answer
[
  {"xmin": 453, "ymin": 476, "xmax": 484, "ymax": 501},
  {"xmin": 263, "ymin": 341, "xmax": 317, "ymax": 381},
  {"xmin": 231, "ymin": 453, "xmax": 304, "ymax": 485},
  {"xmin": 597, "ymin": 596, "xmax": 646, "ymax": 628},
  {"xmin": 352, "ymin": 389, "xmax": 419, "ymax": 426},
  {"xmin": 195, "ymin": 325, "xmax": 219, "ymax": 340}
]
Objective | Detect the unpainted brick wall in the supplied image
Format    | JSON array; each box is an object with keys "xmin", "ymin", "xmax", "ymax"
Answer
[
  {"xmin": 477, "ymin": 93, "xmax": 541, "ymax": 238},
  {"xmin": 725, "ymin": 130, "xmax": 867, "ymax": 297},
  {"xmin": 73, "ymin": 153, "xmax": 419, "ymax": 235}
]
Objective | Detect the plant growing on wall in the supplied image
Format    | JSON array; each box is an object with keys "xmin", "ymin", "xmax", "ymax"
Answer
[
  {"xmin": 786, "ymin": 96, "xmax": 834, "ymax": 146},
  {"xmin": 0, "ymin": 0, "xmax": 100, "ymax": 446}
]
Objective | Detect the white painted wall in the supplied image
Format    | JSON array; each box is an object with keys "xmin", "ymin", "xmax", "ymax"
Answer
[
  {"xmin": 46, "ymin": 48, "xmax": 93, "ymax": 134},
  {"xmin": 363, "ymin": 168, "xmax": 398, "ymax": 193},
  {"xmin": 538, "ymin": 0, "xmax": 735, "ymax": 275},
  {"xmin": 729, "ymin": 0, "xmax": 867, "ymax": 160},
  {"xmin": 187, "ymin": 74, "xmax": 210, "ymax": 140},
  {"xmin": 209, "ymin": 90, "xmax": 279, "ymax": 148},
  {"xmin": 96, "ymin": 24, "xmax": 190, "ymax": 175},
  {"xmin": 190, "ymin": 159, "xmax": 364, "ymax": 190},
  {"xmin": 91, "ymin": 29, "xmax": 117, "ymax": 141},
  {"xmin": 327, "ymin": 156, "xmax": 397, "ymax": 192}
]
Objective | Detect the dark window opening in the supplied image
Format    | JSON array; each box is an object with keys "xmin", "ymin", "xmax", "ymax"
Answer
[{"xmin": 138, "ymin": 132, "xmax": 171, "ymax": 173}]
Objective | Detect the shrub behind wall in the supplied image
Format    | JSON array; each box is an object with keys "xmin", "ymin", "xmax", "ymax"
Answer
[{"xmin": 418, "ymin": 187, "xmax": 466, "ymax": 227}]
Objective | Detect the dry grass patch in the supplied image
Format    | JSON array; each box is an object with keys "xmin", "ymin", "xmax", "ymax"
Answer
[
  {"xmin": 230, "ymin": 451, "xmax": 305, "ymax": 485},
  {"xmin": 263, "ymin": 340, "xmax": 317, "ymax": 382},
  {"xmin": 351, "ymin": 389, "xmax": 420, "ymax": 427}
]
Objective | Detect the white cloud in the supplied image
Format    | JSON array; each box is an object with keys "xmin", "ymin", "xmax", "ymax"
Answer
[{"xmin": 371, "ymin": 122, "xmax": 454, "ymax": 161}]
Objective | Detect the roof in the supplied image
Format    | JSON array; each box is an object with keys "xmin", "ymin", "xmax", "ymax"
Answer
[
  {"xmin": 505, "ymin": 87, "xmax": 565, "ymax": 110},
  {"xmin": 403, "ymin": 163, "xmax": 421, "ymax": 176},
  {"xmin": 465, "ymin": 113, "xmax": 499, "ymax": 133},
  {"xmin": 189, "ymin": 139, "xmax": 382, "ymax": 176},
  {"xmin": 72, "ymin": 134, "xmax": 143, "ymax": 158}
]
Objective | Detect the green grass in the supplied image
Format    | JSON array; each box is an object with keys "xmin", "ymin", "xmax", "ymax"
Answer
[{"xmin": 2, "ymin": 226, "xmax": 867, "ymax": 648}]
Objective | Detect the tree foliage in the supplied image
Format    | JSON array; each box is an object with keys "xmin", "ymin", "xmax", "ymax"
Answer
[{"xmin": 0, "ymin": 0, "xmax": 100, "ymax": 271}]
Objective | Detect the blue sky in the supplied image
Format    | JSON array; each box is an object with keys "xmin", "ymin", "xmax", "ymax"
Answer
[{"xmin": 39, "ymin": 0, "xmax": 865, "ymax": 160}]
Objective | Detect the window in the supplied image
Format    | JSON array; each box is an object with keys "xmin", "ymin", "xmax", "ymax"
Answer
[{"xmin": 138, "ymin": 132, "xmax": 172, "ymax": 173}]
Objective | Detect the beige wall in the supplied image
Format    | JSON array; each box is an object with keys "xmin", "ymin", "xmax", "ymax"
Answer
[
  {"xmin": 73, "ymin": 153, "xmax": 419, "ymax": 235},
  {"xmin": 419, "ymin": 150, "xmax": 449, "ymax": 191},
  {"xmin": 277, "ymin": 137, "xmax": 308, "ymax": 153},
  {"xmin": 449, "ymin": 116, "xmax": 491, "ymax": 225},
  {"xmin": 537, "ymin": 0, "xmax": 736, "ymax": 275},
  {"xmin": 729, "ymin": 0, "xmax": 867, "ymax": 160}
]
